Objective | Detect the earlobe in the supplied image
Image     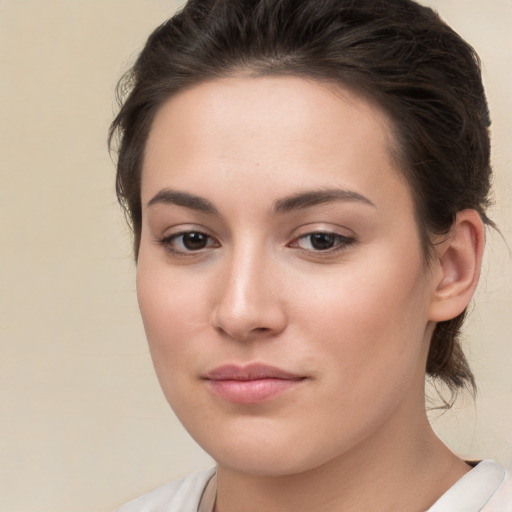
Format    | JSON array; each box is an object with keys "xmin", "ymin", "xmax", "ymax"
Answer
[{"xmin": 429, "ymin": 209, "xmax": 485, "ymax": 322}]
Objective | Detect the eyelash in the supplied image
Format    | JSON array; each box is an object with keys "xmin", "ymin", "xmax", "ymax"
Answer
[{"xmin": 158, "ymin": 230, "xmax": 355, "ymax": 257}]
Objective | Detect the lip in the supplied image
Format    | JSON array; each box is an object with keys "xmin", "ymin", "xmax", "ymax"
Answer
[{"xmin": 203, "ymin": 363, "xmax": 306, "ymax": 404}]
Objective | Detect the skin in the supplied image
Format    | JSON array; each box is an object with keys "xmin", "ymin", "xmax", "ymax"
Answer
[{"xmin": 137, "ymin": 76, "xmax": 482, "ymax": 511}]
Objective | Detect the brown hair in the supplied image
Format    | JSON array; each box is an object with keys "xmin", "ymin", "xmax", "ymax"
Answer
[{"xmin": 109, "ymin": 0, "xmax": 493, "ymax": 397}]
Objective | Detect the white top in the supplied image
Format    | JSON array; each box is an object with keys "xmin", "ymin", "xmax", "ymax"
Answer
[{"xmin": 118, "ymin": 460, "xmax": 512, "ymax": 512}]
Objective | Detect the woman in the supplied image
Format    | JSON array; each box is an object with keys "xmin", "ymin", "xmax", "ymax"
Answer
[{"xmin": 110, "ymin": 0, "xmax": 511, "ymax": 510}]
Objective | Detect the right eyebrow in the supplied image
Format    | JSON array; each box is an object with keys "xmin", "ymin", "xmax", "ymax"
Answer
[{"xmin": 147, "ymin": 188, "xmax": 219, "ymax": 215}]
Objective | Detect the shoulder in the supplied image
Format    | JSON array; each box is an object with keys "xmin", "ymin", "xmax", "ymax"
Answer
[{"xmin": 117, "ymin": 467, "xmax": 216, "ymax": 512}]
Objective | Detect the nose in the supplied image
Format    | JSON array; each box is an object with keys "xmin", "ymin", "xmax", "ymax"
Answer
[{"xmin": 211, "ymin": 247, "xmax": 287, "ymax": 342}]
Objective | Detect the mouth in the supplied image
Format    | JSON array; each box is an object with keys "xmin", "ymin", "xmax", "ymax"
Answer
[{"xmin": 203, "ymin": 363, "xmax": 306, "ymax": 404}]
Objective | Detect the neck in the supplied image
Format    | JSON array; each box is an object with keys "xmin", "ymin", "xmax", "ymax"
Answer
[{"xmin": 214, "ymin": 404, "xmax": 470, "ymax": 512}]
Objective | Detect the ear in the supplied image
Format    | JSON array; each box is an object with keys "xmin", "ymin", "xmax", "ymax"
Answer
[{"xmin": 429, "ymin": 209, "xmax": 485, "ymax": 322}]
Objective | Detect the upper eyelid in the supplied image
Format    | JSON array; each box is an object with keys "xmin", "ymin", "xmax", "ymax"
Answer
[
  {"xmin": 159, "ymin": 224, "xmax": 216, "ymax": 239},
  {"xmin": 290, "ymin": 231, "xmax": 354, "ymax": 245},
  {"xmin": 289, "ymin": 223, "xmax": 356, "ymax": 238}
]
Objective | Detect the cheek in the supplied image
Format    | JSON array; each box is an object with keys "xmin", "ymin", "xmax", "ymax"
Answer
[
  {"xmin": 293, "ymin": 267, "xmax": 430, "ymax": 450},
  {"xmin": 295, "ymin": 250, "xmax": 431, "ymax": 385},
  {"xmin": 136, "ymin": 267, "xmax": 214, "ymax": 427},
  {"xmin": 136, "ymin": 261, "xmax": 208, "ymax": 378}
]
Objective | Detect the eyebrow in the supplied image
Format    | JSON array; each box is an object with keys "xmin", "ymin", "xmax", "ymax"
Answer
[
  {"xmin": 147, "ymin": 189, "xmax": 219, "ymax": 214},
  {"xmin": 272, "ymin": 188, "xmax": 375, "ymax": 214},
  {"xmin": 147, "ymin": 187, "xmax": 375, "ymax": 215}
]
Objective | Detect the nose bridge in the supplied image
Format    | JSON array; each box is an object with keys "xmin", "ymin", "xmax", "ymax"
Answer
[{"xmin": 212, "ymin": 238, "xmax": 285, "ymax": 340}]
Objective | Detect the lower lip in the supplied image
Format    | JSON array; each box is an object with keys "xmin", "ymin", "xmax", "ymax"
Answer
[{"xmin": 206, "ymin": 378, "xmax": 303, "ymax": 404}]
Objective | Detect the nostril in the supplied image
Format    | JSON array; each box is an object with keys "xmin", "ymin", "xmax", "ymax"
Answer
[{"xmin": 212, "ymin": 313, "xmax": 284, "ymax": 342}]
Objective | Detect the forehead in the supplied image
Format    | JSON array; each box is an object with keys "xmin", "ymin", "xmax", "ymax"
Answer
[
  {"xmin": 142, "ymin": 76, "xmax": 411, "ymax": 215},
  {"xmin": 145, "ymin": 75, "xmax": 395, "ymax": 160}
]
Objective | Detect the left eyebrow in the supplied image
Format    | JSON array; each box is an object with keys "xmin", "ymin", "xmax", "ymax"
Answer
[{"xmin": 273, "ymin": 188, "xmax": 375, "ymax": 214}]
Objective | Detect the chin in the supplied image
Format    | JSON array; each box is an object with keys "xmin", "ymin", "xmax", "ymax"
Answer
[
  {"xmin": 213, "ymin": 445, "xmax": 321, "ymax": 477},
  {"xmin": 182, "ymin": 420, "xmax": 308, "ymax": 475},
  {"xmin": 187, "ymin": 419, "xmax": 353, "ymax": 478}
]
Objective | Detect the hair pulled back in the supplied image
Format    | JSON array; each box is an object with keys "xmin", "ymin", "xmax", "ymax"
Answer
[{"xmin": 110, "ymin": 0, "xmax": 493, "ymax": 397}]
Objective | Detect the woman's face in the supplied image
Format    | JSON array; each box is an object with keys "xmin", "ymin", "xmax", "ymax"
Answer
[{"xmin": 137, "ymin": 76, "xmax": 439, "ymax": 476}]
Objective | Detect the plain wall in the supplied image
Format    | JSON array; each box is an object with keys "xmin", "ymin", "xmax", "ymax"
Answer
[{"xmin": 0, "ymin": 1, "xmax": 510, "ymax": 510}]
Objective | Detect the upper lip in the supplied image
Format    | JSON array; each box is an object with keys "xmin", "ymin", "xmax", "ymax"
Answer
[{"xmin": 204, "ymin": 363, "xmax": 304, "ymax": 381}]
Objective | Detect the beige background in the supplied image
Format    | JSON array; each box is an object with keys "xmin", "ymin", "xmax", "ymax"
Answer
[{"xmin": 0, "ymin": 1, "xmax": 510, "ymax": 510}]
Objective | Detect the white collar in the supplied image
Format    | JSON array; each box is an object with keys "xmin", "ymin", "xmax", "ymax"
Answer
[
  {"xmin": 198, "ymin": 460, "xmax": 508, "ymax": 512},
  {"xmin": 427, "ymin": 460, "xmax": 507, "ymax": 512},
  {"xmin": 198, "ymin": 472, "xmax": 217, "ymax": 512}
]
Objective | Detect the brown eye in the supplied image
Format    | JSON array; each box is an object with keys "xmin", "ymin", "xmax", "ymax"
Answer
[
  {"xmin": 309, "ymin": 233, "xmax": 337, "ymax": 250},
  {"xmin": 182, "ymin": 232, "xmax": 209, "ymax": 250}
]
